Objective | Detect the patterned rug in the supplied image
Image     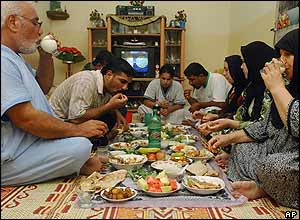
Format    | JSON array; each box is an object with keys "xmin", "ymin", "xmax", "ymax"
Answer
[{"xmin": 1, "ymin": 176, "xmax": 298, "ymax": 219}]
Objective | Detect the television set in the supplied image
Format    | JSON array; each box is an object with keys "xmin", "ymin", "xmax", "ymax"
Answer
[{"xmin": 113, "ymin": 47, "xmax": 155, "ymax": 78}]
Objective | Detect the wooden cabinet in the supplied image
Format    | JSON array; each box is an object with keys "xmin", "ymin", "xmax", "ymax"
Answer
[
  {"xmin": 87, "ymin": 27, "xmax": 108, "ymax": 61},
  {"xmin": 164, "ymin": 27, "xmax": 185, "ymax": 81},
  {"xmin": 87, "ymin": 14, "xmax": 186, "ymax": 111}
]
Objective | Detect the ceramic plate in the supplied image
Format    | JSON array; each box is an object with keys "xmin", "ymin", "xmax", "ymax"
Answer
[
  {"xmin": 182, "ymin": 176, "xmax": 225, "ymax": 195},
  {"xmin": 186, "ymin": 148, "xmax": 214, "ymax": 161},
  {"xmin": 131, "ymin": 139, "xmax": 149, "ymax": 147},
  {"xmin": 109, "ymin": 154, "xmax": 147, "ymax": 170},
  {"xmin": 100, "ymin": 187, "xmax": 137, "ymax": 202},
  {"xmin": 109, "ymin": 142, "xmax": 135, "ymax": 150},
  {"xmin": 151, "ymin": 160, "xmax": 182, "ymax": 170},
  {"xmin": 141, "ymin": 182, "xmax": 181, "ymax": 197},
  {"xmin": 129, "ymin": 127, "xmax": 148, "ymax": 132},
  {"xmin": 170, "ymin": 144, "xmax": 197, "ymax": 153},
  {"xmin": 174, "ymin": 134, "xmax": 197, "ymax": 144}
]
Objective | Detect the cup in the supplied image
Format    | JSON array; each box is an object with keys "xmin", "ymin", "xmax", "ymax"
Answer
[
  {"xmin": 96, "ymin": 146, "xmax": 109, "ymax": 157},
  {"xmin": 77, "ymin": 190, "xmax": 93, "ymax": 208},
  {"xmin": 39, "ymin": 34, "xmax": 60, "ymax": 56},
  {"xmin": 260, "ymin": 58, "xmax": 286, "ymax": 76}
]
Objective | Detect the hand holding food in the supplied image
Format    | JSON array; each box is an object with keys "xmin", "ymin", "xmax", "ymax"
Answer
[
  {"xmin": 160, "ymin": 108, "xmax": 169, "ymax": 117},
  {"xmin": 108, "ymin": 93, "xmax": 128, "ymax": 109},
  {"xmin": 207, "ymin": 134, "xmax": 232, "ymax": 153},
  {"xmin": 184, "ymin": 89, "xmax": 192, "ymax": 99},
  {"xmin": 202, "ymin": 113, "xmax": 219, "ymax": 123},
  {"xmin": 77, "ymin": 120, "xmax": 108, "ymax": 138},
  {"xmin": 159, "ymin": 100, "xmax": 169, "ymax": 109}
]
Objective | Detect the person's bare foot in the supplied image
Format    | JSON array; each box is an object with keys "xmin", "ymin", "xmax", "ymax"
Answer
[
  {"xmin": 79, "ymin": 156, "xmax": 108, "ymax": 176},
  {"xmin": 214, "ymin": 152, "xmax": 229, "ymax": 168},
  {"xmin": 231, "ymin": 180, "xmax": 267, "ymax": 200}
]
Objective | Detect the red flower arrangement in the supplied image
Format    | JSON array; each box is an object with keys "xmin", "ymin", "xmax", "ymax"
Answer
[{"xmin": 56, "ymin": 46, "xmax": 86, "ymax": 63}]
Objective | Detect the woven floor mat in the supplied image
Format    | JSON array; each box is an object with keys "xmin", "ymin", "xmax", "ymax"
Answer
[{"xmin": 1, "ymin": 176, "xmax": 298, "ymax": 219}]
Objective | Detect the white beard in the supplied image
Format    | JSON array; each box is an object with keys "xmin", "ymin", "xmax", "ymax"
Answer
[{"xmin": 19, "ymin": 44, "xmax": 37, "ymax": 54}]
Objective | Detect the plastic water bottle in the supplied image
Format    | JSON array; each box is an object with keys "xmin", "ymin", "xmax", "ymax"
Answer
[{"xmin": 148, "ymin": 104, "xmax": 161, "ymax": 148}]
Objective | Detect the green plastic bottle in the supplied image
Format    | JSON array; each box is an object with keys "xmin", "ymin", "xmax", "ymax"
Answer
[{"xmin": 148, "ymin": 104, "xmax": 161, "ymax": 148}]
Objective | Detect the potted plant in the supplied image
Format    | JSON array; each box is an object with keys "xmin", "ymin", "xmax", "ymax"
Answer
[
  {"xmin": 175, "ymin": 10, "xmax": 187, "ymax": 28},
  {"xmin": 89, "ymin": 9, "xmax": 103, "ymax": 27},
  {"xmin": 130, "ymin": 1, "xmax": 145, "ymax": 6},
  {"xmin": 56, "ymin": 46, "xmax": 86, "ymax": 63}
]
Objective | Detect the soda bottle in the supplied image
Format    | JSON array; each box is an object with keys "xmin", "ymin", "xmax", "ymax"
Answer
[{"xmin": 148, "ymin": 104, "xmax": 161, "ymax": 148}]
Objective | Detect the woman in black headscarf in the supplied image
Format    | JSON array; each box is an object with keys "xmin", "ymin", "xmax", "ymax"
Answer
[
  {"xmin": 198, "ymin": 55, "xmax": 248, "ymax": 122},
  {"xmin": 223, "ymin": 55, "xmax": 249, "ymax": 116},
  {"xmin": 207, "ymin": 29, "xmax": 299, "ymax": 209},
  {"xmin": 236, "ymin": 41, "xmax": 278, "ymax": 122}
]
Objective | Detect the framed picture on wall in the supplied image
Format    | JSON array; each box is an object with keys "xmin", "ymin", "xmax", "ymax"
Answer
[{"xmin": 273, "ymin": 1, "xmax": 299, "ymax": 45}]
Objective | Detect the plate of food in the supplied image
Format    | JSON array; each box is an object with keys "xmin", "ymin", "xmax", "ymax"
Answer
[
  {"xmin": 174, "ymin": 134, "xmax": 197, "ymax": 145},
  {"xmin": 100, "ymin": 186, "xmax": 137, "ymax": 202},
  {"xmin": 109, "ymin": 154, "xmax": 147, "ymax": 170},
  {"xmin": 131, "ymin": 139, "xmax": 149, "ymax": 147},
  {"xmin": 109, "ymin": 150, "xmax": 127, "ymax": 157},
  {"xmin": 186, "ymin": 148, "xmax": 214, "ymax": 161},
  {"xmin": 109, "ymin": 142, "xmax": 136, "ymax": 150},
  {"xmin": 129, "ymin": 123, "xmax": 145, "ymax": 128},
  {"xmin": 170, "ymin": 144, "xmax": 197, "ymax": 153},
  {"xmin": 151, "ymin": 160, "xmax": 182, "ymax": 171},
  {"xmin": 169, "ymin": 155, "xmax": 193, "ymax": 166},
  {"xmin": 136, "ymin": 171, "xmax": 181, "ymax": 197},
  {"xmin": 130, "ymin": 130, "xmax": 148, "ymax": 138},
  {"xmin": 129, "ymin": 126, "xmax": 148, "ymax": 132},
  {"xmin": 182, "ymin": 176, "xmax": 225, "ymax": 195}
]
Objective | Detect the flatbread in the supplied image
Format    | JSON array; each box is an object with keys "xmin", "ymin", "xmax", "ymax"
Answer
[
  {"xmin": 186, "ymin": 161, "xmax": 219, "ymax": 177},
  {"xmin": 79, "ymin": 170, "xmax": 127, "ymax": 192},
  {"xmin": 204, "ymin": 163, "xmax": 219, "ymax": 177},
  {"xmin": 186, "ymin": 161, "xmax": 208, "ymax": 176},
  {"xmin": 94, "ymin": 169, "xmax": 127, "ymax": 189}
]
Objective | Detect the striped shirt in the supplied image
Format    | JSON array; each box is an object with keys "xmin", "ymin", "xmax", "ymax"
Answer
[{"xmin": 49, "ymin": 70, "xmax": 111, "ymax": 120}]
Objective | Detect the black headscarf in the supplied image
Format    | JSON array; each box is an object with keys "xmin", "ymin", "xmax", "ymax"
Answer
[
  {"xmin": 224, "ymin": 55, "xmax": 248, "ymax": 113},
  {"xmin": 240, "ymin": 41, "xmax": 279, "ymax": 121},
  {"xmin": 271, "ymin": 28, "xmax": 299, "ymax": 129}
]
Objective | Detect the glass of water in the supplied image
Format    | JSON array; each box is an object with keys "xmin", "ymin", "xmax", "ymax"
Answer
[
  {"xmin": 260, "ymin": 58, "xmax": 286, "ymax": 76},
  {"xmin": 96, "ymin": 145, "xmax": 109, "ymax": 157}
]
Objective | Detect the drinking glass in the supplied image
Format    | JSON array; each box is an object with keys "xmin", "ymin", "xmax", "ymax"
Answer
[{"xmin": 260, "ymin": 58, "xmax": 286, "ymax": 76}]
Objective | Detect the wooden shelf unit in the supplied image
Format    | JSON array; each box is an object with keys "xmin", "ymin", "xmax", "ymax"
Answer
[{"xmin": 87, "ymin": 14, "xmax": 186, "ymax": 110}]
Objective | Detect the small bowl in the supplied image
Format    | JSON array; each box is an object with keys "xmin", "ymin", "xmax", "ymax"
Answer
[
  {"xmin": 130, "ymin": 130, "xmax": 146, "ymax": 138},
  {"xmin": 164, "ymin": 167, "xmax": 183, "ymax": 179},
  {"xmin": 135, "ymin": 123, "xmax": 145, "ymax": 127},
  {"xmin": 161, "ymin": 140, "xmax": 169, "ymax": 149},
  {"xmin": 109, "ymin": 150, "xmax": 127, "ymax": 157},
  {"xmin": 109, "ymin": 154, "xmax": 147, "ymax": 170},
  {"xmin": 100, "ymin": 187, "xmax": 137, "ymax": 202}
]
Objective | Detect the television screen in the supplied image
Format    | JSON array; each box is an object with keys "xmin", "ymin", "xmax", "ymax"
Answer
[{"xmin": 121, "ymin": 50, "xmax": 149, "ymax": 73}]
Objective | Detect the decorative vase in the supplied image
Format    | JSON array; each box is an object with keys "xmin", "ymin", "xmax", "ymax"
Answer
[
  {"xmin": 169, "ymin": 19, "xmax": 176, "ymax": 27},
  {"xmin": 99, "ymin": 18, "xmax": 106, "ymax": 27},
  {"xmin": 179, "ymin": 20, "xmax": 185, "ymax": 28}
]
